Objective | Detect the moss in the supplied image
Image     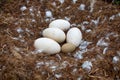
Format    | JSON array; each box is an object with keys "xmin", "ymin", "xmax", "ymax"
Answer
[
  {"xmin": 0, "ymin": 0, "xmax": 13, "ymax": 11},
  {"xmin": 103, "ymin": 0, "xmax": 120, "ymax": 5},
  {"xmin": 0, "ymin": 0, "xmax": 13, "ymax": 5},
  {"xmin": 0, "ymin": 0, "xmax": 12, "ymax": 2},
  {"xmin": 114, "ymin": 0, "xmax": 120, "ymax": 5}
]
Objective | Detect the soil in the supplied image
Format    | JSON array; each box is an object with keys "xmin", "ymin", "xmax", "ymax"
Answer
[{"xmin": 0, "ymin": 0, "xmax": 120, "ymax": 80}]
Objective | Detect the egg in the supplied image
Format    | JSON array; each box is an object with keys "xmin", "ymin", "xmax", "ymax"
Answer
[
  {"xmin": 42, "ymin": 28, "xmax": 66, "ymax": 43},
  {"xmin": 66, "ymin": 27, "xmax": 82, "ymax": 47},
  {"xmin": 62, "ymin": 43, "xmax": 76, "ymax": 53},
  {"xmin": 49, "ymin": 19, "xmax": 70, "ymax": 31},
  {"xmin": 34, "ymin": 38, "xmax": 61, "ymax": 54}
]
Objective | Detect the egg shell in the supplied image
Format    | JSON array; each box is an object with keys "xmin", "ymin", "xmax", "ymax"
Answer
[
  {"xmin": 34, "ymin": 38, "xmax": 61, "ymax": 54},
  {"xmin": 62, "ymin": 43, "xmax": 76, "ymax": 53},
  {"xmin": 49, "ymin": 19, "xmax": 70, "ymax": 31},
  {"xmin": 67, "ymin": 27, "xmax": 82, "ymax": 47},
  {"xmin": 42, "ymin": 28, "xmax": 66, "ymax": 43}
]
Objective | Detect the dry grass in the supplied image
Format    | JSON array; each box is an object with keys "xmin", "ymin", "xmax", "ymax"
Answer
[{"xmin": 0, "ymin": 0, "xmax": 120, "ymax": 80}]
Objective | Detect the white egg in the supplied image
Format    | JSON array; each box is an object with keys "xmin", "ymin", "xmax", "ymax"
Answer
[
  {"xmin": 67, "ymin": 27, "xmax": 82, "ymax": 47},
  {"xmin": 42, "ymin": 28, "xmax": 66, "ymax": 43},
  {"xmin": 49, "ymin": 19, "xmax": 70, "ymax": 31},
  {"xmin": 34, "ymin": 38, "xmax": 61, "ymax": 54}
]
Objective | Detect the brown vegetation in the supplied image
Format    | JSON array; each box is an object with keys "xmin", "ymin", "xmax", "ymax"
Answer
[{"xmin": 0, "ymin": 0, "xmax": 120, "ymax": 80}]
